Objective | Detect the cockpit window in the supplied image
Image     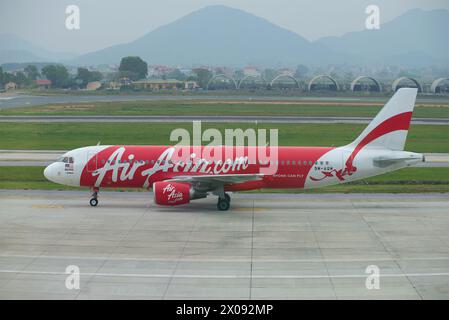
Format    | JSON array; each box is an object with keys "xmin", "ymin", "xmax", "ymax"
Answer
[{"xmin": 57, "ymin": 156, "xmax": 74, "ymax": 163}]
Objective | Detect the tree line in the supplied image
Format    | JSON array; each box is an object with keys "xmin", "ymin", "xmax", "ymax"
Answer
[
  {"xmin": 0, "ymin": 64, "xmax": 102, "ymax": 89},
  {"xmin": 2, "ymin": 55, "xmax": 312, "ymax": 90}
]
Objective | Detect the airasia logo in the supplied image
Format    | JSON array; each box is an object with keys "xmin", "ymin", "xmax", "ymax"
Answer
[
  {"xmin": 162, "ymin": 183, "xmax": 184, "ymax": 203},
  {"xmin": 91, "ymin": 147, "xmax": 249, "ymax": 188},
  {"xmin": 154, "ymin": 181, "xmax": 190, "ymax": 206}
]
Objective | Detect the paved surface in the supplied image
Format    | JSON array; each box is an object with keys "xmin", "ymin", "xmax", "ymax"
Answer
[
  {"xmin": 0, "ymin": 150, "xmax": 65, "ymax": 167},
  {"xmin": 0, "ymin": 115, "xmax": 448, "ymax": 125},
  {"xmin": 0, "ymin": 190, "xmax": 448, "ymax": 300},
  {"xmin": 1, "ymin": 150, "xmax": 448, "ymax": 167},
  {"xmin": 1, "ymin": 94, "xmax": 448, "ymax": 110}
]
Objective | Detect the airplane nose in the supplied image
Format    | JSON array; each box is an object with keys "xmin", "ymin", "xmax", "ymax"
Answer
[{"xmin": 44, "ymin": 163, "xmax": 55, "ymax": 182}]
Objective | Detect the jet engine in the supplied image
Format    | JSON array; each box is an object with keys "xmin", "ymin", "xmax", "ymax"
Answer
[
  {"xmin": 153, "ymin": 181, "xmax": 191, "ymax": 206},
  {"xmin": 153, "ymin": 181, "xmax": 208, "ymax": 206}
]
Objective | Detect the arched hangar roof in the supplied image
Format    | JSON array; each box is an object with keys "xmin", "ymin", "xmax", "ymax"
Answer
[
  {"xmin": 308, "ymin": 75, "xmax": 339, "ymax": 91},
  {"xmin": 350, "ymin": 76, "xmax": 382, "ymax": 92},
  {"xmin": 391, "ymin": 77, "xmax": 423, "ymax": 93},
  {"xmin": 430, "ymin": 78, "xmax": 449, "ymax": 93},
  {"xmin": 237, "ymin": 75, "xmax": 267, "ymax": 89},
  {"xmin": 206, "ymin": 74, "xmax": 238, "ymax": 90},
  {"xmin": 269, "ymin": 74, "xmax": 300, "ymax": 89}
]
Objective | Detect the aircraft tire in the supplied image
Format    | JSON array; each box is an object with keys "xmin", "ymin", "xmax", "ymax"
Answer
[
  {"xmin": 90, "ymin": 198, "xmax": 98, "ymax": 207},
  {"xmin": 217, "ymin": 198, "xmax": 230, "ymax": 211}
]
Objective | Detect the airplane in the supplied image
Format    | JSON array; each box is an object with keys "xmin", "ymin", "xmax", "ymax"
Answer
[{"xmin": 44, "ymin": 88, "xmax": 424, "ymax": 211}]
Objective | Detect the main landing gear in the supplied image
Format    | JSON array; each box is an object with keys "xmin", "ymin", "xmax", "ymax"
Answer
[
  {"xmin": 90, "ymin": 187, "xmax": 99, "ymax": 207},
  {"xmin": 217, "ymin": 193, "xmax": 231, "ymax": 211}
]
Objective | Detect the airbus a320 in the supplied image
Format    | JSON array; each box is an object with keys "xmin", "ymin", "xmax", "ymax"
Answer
[{"xmin": 44, "ymin": 88, "xmax": 424, "ymax": 211}]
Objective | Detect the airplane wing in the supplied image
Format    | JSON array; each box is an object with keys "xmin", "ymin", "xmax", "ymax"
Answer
[{"xmin": 166, "ymin": 173, "xmax": 264, "ymax": 191}]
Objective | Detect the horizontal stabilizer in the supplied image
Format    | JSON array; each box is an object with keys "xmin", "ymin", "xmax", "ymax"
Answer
[{"xmin": 373, "ymin": 151, "xmax": 424, "ymax": 167}]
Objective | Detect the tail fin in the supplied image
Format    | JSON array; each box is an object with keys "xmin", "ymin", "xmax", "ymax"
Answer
[{"xmin": 348, "ymin": 88, "xmax": 417, "ymax": 151}]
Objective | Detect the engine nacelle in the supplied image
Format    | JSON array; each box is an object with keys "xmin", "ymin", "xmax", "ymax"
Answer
[{"xmin": 153, "ymin": 181, "xmax": 190, "ymax": 206}]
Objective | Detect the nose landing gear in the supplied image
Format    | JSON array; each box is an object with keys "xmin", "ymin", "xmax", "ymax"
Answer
[
  {"xmin": 90, "ymin": 187, "xmax": 99, "ymax": 207},
  {"xmin": 89, "ymin": 197, "xmax": 98, "ymax": 207}
]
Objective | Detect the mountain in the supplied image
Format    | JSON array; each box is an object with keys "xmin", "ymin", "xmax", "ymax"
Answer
[
  {"xmin": 317, "ymin": 9, "xmax": 449, "ymax": 66},
  {"xmin": 0, "ymin": 33, "xmax": 76, "ymax": 64},
  {"xmin": 4, "ymin": 7, "xmax": 447, "ymax": 67},
  {"xmin": 73, "ymin": 5, "xmax": 346, "ymax": 67}
]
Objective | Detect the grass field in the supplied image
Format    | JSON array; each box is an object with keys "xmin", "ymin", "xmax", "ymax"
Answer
[
  {"xmin": 1, "ymin": 167, "xmax": 447, "ymax": 193},
  {"xmin": 1, "ymin": 100, "xmax": 449, "ymax": 118},
  {"xmin": 0, "ymin": 122, "xmax": 447, "ymax": 152}
]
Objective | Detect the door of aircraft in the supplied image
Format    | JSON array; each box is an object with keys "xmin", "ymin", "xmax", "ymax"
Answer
[{"xmin": 87, "ymin": 151, "xmax": 98, "ymax": 173}]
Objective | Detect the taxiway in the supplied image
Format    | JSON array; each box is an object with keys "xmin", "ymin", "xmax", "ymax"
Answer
[{"xmin": 0, "ymin": 190, "xmax": 448, "ymax": 299}]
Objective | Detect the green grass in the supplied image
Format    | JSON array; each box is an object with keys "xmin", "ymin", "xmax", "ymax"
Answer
[
  {"xmin": 0, "ymin": 167, "xmax": 77, "ymax": 190},
  {"xmin": 1, "ymin": 100, "xmax": 449, "ymax": 118},
  {"xmin": 264, "ymin": 184, "xmax": 449, "ymax": 193},
  {"xmin": 353, "ymin": 167, "xmax": 449, "ymax": 182},
  {"xmin": 0, "ymin": 122, "xmax": 447, "ymax": 152},
  {"xmin": 1, "ymin": 167, "xmax": 447, "ymax": 193}
]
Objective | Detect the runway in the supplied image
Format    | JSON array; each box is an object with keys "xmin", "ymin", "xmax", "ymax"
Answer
[
  {"xmin": 1, "ymin": 94, "xmax": 448, "ymax": 110},
  {"xmin": 0, "ymin": 115, "xmax": 448, "ymax": 125},
  {"xmin": 1, "ymin": 150, "xmax": 448, "ymax": 167},
  {"xmin": 0, "ymin": 190, "xmax": 448, "ymax": 299}
]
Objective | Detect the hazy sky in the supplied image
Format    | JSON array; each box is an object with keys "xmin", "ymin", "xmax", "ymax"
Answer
[{"xmin": 1, "ymin": 0, "xmax": 448, "ymax": 54}]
